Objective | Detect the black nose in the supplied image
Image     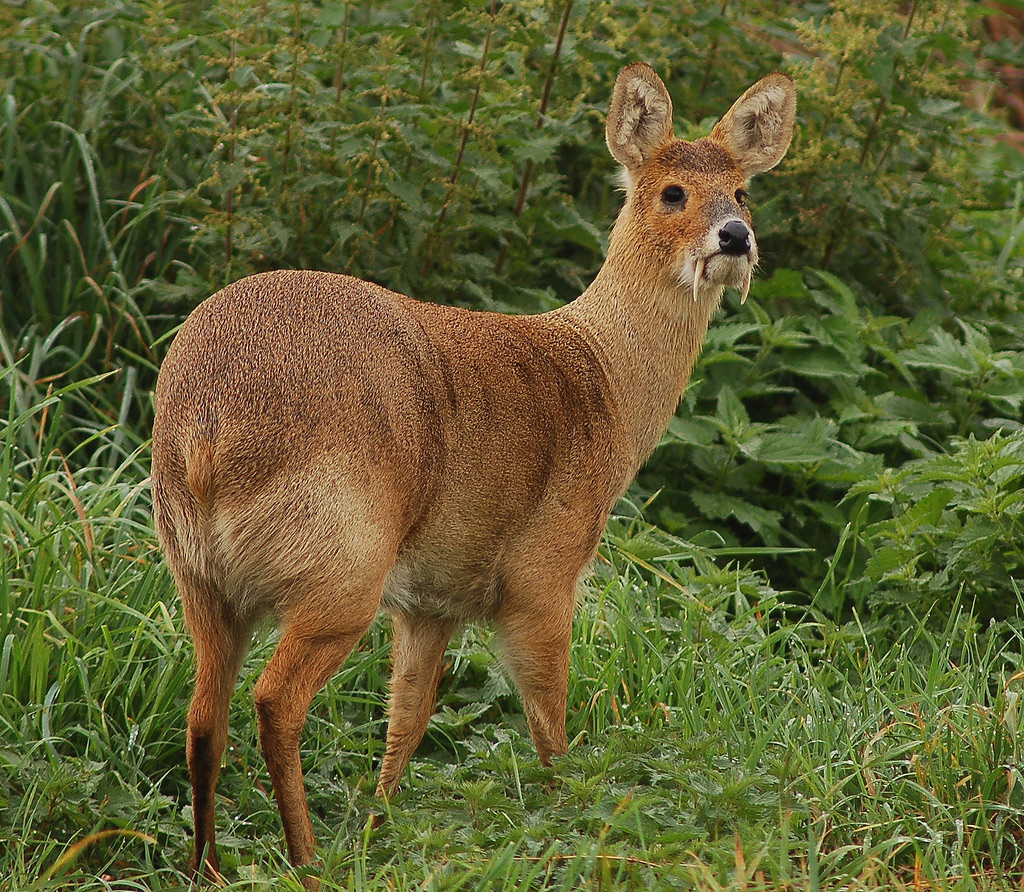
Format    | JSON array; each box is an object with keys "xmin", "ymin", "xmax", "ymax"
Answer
[{"xmin": 718, "ymin": 220, "xmax": 751, "ymax": 256}]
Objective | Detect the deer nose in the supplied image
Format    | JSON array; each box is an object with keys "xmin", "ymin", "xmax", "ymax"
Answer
[{"xmin": 718, "ymin": 220, "xmax": 751, "ymax": 256}]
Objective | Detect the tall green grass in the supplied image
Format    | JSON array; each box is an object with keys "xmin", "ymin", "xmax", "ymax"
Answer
[{"xmin": 2, "ymin": 363, "xmax": 1022, "ymax": 889}]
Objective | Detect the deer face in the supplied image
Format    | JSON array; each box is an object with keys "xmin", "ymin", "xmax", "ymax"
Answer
[
  {"xmin": 635, "ymin": 138, "xmax": 756, "ymax": 301},
  {"xmin": 606, "ymin": 64, "xmax": 796, "ymax": 304}
]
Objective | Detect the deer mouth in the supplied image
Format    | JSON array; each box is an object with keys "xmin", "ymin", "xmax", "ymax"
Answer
[{"xmin": 690, "ymin": 252, "xmax": 755, "ymax": 304}]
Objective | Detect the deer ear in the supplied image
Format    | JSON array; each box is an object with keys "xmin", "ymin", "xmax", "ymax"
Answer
[
  {"xmin": 606, "ymin": 63, "xmax": 674, "ymax": 172},
  {"xmin": 709, "ymin": 73, "xmax": 796, "ymax": 177}
]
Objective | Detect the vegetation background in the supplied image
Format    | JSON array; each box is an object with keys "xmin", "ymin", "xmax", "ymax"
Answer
[{"xmin": 2, "ymin": 0, "xmax": 1024, "ymax": 888}]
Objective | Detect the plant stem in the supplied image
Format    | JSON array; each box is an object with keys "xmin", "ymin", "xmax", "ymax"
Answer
[
  {"xmin": 333, "ymin": 0, "xmax": 351, "ymax": 105},
  {"xmin": 282, "ymin": 0, "xmax": 302, "ymax": 178},
  {"xmin": 823, "ymin": 1, "xmax": 919, "ymax": 269},
  {"xmin": 494, "ymin": 0, "xmax": 574, "ymax": 276},
  {"xmin": 423, "ymin": 0, "xmax": 500, "ymax": 276},
  {"xmin": 440, "ymin": 0, "xmax": 499, "ymax": 220},
  {"xmin": 517, "ymin": 0, "xmax": 574, "ymax": 215},
  {"xmin": 358, "ymin": 84, "xmax": 390, "ymax": 226},
  {"xmin": 699, "ymin": 0, "xmax": 730, "ymax": 96},
  {"xmin": 418, "ymin": 5, "xmax": 439, "ymax": 100}
]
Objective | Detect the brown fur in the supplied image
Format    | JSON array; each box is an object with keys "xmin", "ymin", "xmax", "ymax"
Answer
[{"xmin": 151, "ymin": 63, "xmax": 795, "ymax": 887}]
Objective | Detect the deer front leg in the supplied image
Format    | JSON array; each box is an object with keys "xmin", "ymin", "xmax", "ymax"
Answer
[
  {"xmin": 497, "ymin": 592, "xmax": 575, "ymax": 765},
  {"xmin": 376, "ymin": 612, "xmax": 455, "ymax": 799}
]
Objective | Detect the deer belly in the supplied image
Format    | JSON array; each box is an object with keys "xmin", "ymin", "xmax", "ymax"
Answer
[{"xmin": 381, "ymin": 550, "xmax": 504, "ymax": 622}]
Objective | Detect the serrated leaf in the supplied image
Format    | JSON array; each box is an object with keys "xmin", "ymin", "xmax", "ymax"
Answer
[
  {"xmin": 754, "ymin": 267, "xmax": 808, "ymax": 301},
  {"xmin": 901, "ymin": 330, "xmax": 979, "ymax": 378},
  {"xmin": 688, "ymin": 490, "xmax": 782, "ymax": 543},
  {"xmin": 778, "ymin": 347, "xmax": 862, "ymax": 379},
  {"xmin": 665, "ymin": 415, "xmax": 718, "ymax": 447},
  {"xmin": 905, "ymin": 486, "xmax": 954, "ymax": 529},
  {"xmin": 715, "ymin": 386, "xmax": 749, "ymax": 431}
]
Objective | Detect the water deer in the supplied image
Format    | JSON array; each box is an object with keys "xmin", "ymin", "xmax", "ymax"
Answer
[{"xmin": 152, "ymin": 62, "xmax": 795, "ymax": 884}]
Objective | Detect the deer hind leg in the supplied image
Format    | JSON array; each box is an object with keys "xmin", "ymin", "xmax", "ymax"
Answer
[
  {"xmin": 181, "ymin": 578, "xmax": 252, "ymax": 882},
  {"xmin": 497, "ymin": 590, "xmax": 575, "ymax": 766},
  {"xmin": 252, "ymin": 593, "xmax": 380, "ymax": 880},
  {"xmin": 376, "ymin": 612, "xmax": 455, "ymax": 799}
]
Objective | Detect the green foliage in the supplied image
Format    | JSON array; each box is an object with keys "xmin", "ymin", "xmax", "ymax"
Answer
[
  {"xmin": 1, "ymin": 372, "xmax": 1022, "ymax": 886},
  {"xmin": 4, "ymin": 2, "xmax": 1024, "ymax": 886},
  {"xmin": 775, "ymin": 0, "xmax": 1009, "ymax": 306},
  {"xmin": 645, "ymin": 263, "xmax": 1024, "ymax": 617},
  {"xmin": 852, "ymin": 431, "xmax": 1024, "ymax": 619}
]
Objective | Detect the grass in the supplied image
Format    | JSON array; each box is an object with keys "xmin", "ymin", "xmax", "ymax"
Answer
[{"xmin": 1, "ymin": 359, "xmax": 1022, "ymax": 890}]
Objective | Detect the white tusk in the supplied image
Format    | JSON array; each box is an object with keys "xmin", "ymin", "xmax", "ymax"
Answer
[
  {"xmin": 692, "ymin": 257, "xmax": 704, "ymax": 303},
  {"xmin": 740, "ymin": 268, "xmax": 752, "ymax": 304}
]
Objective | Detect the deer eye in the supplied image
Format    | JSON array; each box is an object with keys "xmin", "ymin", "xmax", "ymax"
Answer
[
  {"xmin": 735, "ymin": 189, "xmax": 748, "ymax": 206},
  {"xmin": 661, "ymin": 185, "xmax": 686, "ymax": 207}
]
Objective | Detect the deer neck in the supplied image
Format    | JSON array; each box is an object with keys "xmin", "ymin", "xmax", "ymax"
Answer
[{"xmin": 559, "ymin": 222, "xmax": 723, "ymax": 474}]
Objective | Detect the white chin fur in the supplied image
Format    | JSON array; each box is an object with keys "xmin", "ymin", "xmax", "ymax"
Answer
[{"xmin": 681, "ymin": 253, "xmax": 754, "ymax": 302}]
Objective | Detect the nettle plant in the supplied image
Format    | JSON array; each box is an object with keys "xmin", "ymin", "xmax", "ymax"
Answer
[
  {"xmin": 3, "ymin": 0, "xmax": 1023, "ymax": 627},
  {"xmin": 771, "ymin": 0, "xmax": 1007, "ymax": 308},
  {"xmin": 162, "ymin": 0, "xmax": 606, "ymax": 313}
]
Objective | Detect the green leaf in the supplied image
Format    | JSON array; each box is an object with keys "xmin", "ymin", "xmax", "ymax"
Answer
[
  {"xmin": 715, "ymin": 386, "xmax": 749, "ymax": 431},
  {"xmin": 778, "ymin": 347, "xmax": 863, "ymax": 380},
  {"xmin": 688, "ymin": 490, "xmax": 782, "ymax": 543},
  {"xmin": 900, "ymin": 330, "xmax": 980, "ymax": 378},
  {"xmin": 665, "ymin": 415, "xmax": 718, "ymax": 448}
]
